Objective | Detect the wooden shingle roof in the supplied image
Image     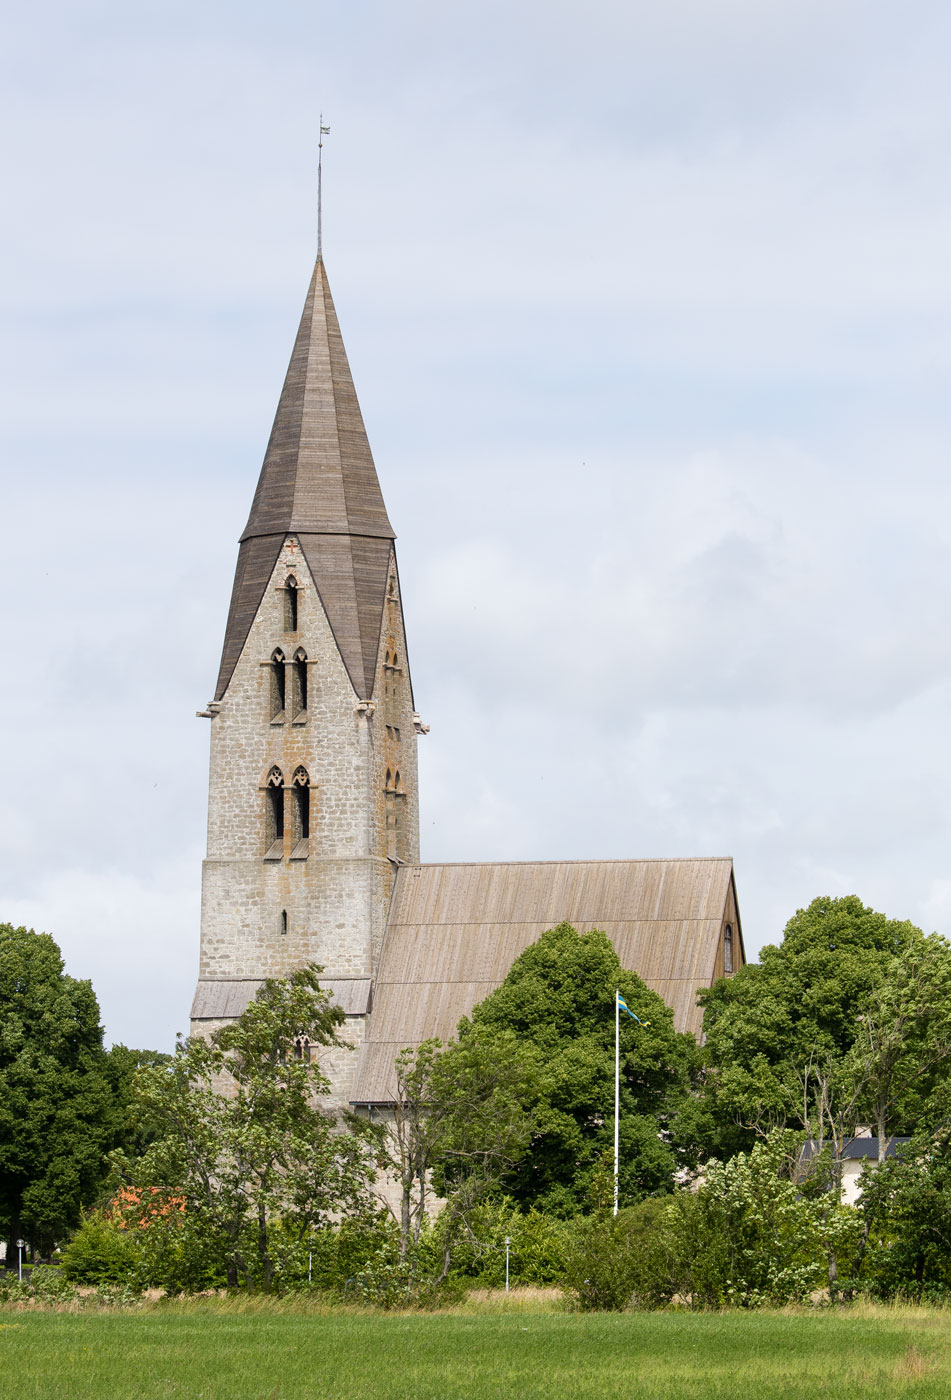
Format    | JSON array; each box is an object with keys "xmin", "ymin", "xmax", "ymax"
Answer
[
  {"xmin": 191, "ymin": 977, "xmax": 372, "ymax": 1020},
  {"xmin": 214, "ymin": 257, "xmax": 395, "ymax": 701},
  {"xmin": 351, "ymin": 858, "xmax": 742, "ymax": 1104}
]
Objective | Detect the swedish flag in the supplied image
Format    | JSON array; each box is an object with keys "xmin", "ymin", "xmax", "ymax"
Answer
[{"xmin": 617, "ymin": 992, "xmax": 649, "ymax": 1026}]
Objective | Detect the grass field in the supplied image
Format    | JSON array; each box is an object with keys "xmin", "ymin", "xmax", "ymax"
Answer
[{"xmin": 1, "ymin": 1295, "xmax": 949, "ymax": 1399}]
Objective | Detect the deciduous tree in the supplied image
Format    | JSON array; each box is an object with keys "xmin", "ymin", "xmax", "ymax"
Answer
[
  {"xmin": 464, "ymin": 922, "xmax": 698, "ymax": 1213},
  {"xmin": 0, "ymin": 925, "xmax": 117, "ymax": 1256},
  {"xmin": 127, "ymin": 966, "xmax": 375, "ymax": 1289}
]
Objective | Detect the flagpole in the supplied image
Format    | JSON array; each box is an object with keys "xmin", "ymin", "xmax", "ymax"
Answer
[{"xmin": 614, "ymin": 987, "xmax": 620, "ymax": 1217}]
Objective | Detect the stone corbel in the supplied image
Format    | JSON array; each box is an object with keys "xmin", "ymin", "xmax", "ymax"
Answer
[
  {"xmin": 355, "ymin": 701, "xmax": 376, "ymax": 721},
  {"xmin": 196, "ymin": 701, "xmax": 222, "ymax": 719},
  {"xmin": 412, "ymin": 712, "xmax": 430, "ymax": 735}
]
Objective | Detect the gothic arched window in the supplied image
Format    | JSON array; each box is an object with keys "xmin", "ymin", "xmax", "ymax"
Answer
[
  {"xmin": 291, "ymin": 648, "xmax": 308, "ymax": 720},
  {"xmin": 385, "ymin": 767, "xmax": 403, "ymax": 861},
  {"xmin": 724, "ymin": 923, "xmax": 734, "ymax": 975},
  {"xmin": 270, "ymin": 649, "xmax": 286, "ymax": 720},
  {"xmin": 290, "ymin": 766, "xmax": 310, "ymax": 859},
  {"xmin": 284, "ymin": 575, "xmax": 299, "ymax": 633},
  {"xmin": 264, "ymin": 766, "xmax": 284, "ymax": 859}
]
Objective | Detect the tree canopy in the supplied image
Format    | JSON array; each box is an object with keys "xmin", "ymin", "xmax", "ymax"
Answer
[
  {"xmin": 698, "ymin": 896, "xmax": 951, "ymax": 1158},
  {"xmin": 0, "ymin": 924, "xmax": 117, "ymax": 1254},
  {"xmin": 126, "ymin": 965, "xmax": 376, "ymax": 1289},
  {"xmin": 462, "ymin": 922, "xmax": 698, "ymax": 1214}
]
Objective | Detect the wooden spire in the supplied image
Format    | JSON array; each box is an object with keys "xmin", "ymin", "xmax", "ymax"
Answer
[{"xmin": 214, "ymin": 258, "xmax": 395, "ymax": 701}]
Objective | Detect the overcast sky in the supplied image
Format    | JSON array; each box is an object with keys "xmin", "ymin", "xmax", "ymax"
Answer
[{"xmin": 3, "ymin": 0, "xmax": 951, "ymax": 1050}]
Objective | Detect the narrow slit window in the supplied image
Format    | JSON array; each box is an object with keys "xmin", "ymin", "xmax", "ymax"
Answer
[
  {"xmin": 292, "ymin": 648, "xmax": 308, "ymax": 717},
  {"xmin": 270, "ymin": 649, "xmax": 286, "ymax": 719},
  {"xmin": 284, "ymin": 576, "xmax": 299, "ymax": 632},
  {"xmin": 290, "ymin": 766, "xmax": 310, "ymax": 859},
  {"xmin": 280, "ymin": 909, "xmax": 288, "ymax": 937},
  {"xmin": 724, "ymin": 924, "xmax": 734, "ymax": 975},
  {"xmin": 385, "ymin": 791, "xmax": 397, "ymax": 860}
]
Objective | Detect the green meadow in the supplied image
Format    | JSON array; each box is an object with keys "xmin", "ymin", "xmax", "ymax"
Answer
[{"xmin": 1, "ymin": 1296, "xmax": 950, "ymax": 1400}]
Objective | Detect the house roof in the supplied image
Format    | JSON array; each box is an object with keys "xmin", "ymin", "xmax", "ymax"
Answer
[
  {"xmin": 214, "ymin": 256, "xmax": 395, "ymax": 702},
  {"xmin": 351, "ymin": 857, "xmax": 739, "ymax": 1104},
  {"xmin": 801, "ymin": 1137, "xmax": 910, "ymax": 1162}
]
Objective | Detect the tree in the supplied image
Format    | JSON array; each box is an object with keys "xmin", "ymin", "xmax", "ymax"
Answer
[
  {"xmin": 698, "ymin": 896, "xmax": 927, "ymax": 1157},
  {"xmin": 860, "ymin": 1127, "xmax": 951, "ymax": 1299},
  {"xmin": 675, "ymin": 1133, "xmax": 860, "ymax": 1308},
  {"xmin": 464, "ymin": 922, "xmax": 698, "ymax": 1213},
  {"xmin": 126, "ymin": 966, "xmax": 376, "ymax": 1289},
  {"xmin": 367, "ymin": 1029, "xmax": 536, "ymax": 1280},
  {"xmin": 0, "ymin": 925, "xmax": 117, "ymax": 1256},
  {"xmin": 104, "ymin": 1045, "xmax": 171, "ymax": 1162},
  {"xmin": 845, "ymin": 935, "xmax": 951, "ymax": 1159}
]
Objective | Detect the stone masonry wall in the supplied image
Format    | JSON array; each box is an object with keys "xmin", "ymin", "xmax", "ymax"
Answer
[
  {"xmin": 193, "ymin": 535, "xmax": 421, "ymax": 1106},
  {"xmin": 192, "ymin": 1015, "xmax": 366, "ymax": 1116}
]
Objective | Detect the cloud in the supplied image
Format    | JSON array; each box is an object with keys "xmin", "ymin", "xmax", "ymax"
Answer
[{"xmin": 4, "ymin": 0, "xmax": 951, "ymax": 1047}]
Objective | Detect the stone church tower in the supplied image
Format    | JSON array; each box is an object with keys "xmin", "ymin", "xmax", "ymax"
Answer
[
  {"xmin": 191, "ymin": 232, "xmax": 745, "ymax": 1109},
  {"xmin": 191, "ymin": 254, "xmax": 421, "ymax": 1099}
]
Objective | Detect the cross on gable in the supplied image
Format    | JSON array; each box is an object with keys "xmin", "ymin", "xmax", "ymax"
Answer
[{"xmin": 286, "ymin": 538, "xmax": 298, "ymax": 554}]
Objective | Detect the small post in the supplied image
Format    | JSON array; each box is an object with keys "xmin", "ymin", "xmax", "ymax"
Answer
[
  {"xmin": 16, "ymin": 1239, "xmax": 24, "ymax": 1284},
  {"xmin": 614, "ymin": 989, "xmax": 620, "ymax": 1216},
  {"xmin": 504, "ymin": 1236, "xmax": 511, "ymax": 1293},
  {"xmin": 308, "ymin": 1249, "xmax": 313, "ymax": 1286}
]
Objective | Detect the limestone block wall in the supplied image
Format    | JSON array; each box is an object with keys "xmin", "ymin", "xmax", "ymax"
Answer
[
  {"xmin": 193, "ymin": 1014, "xmax": 366, "ymax": 1116},
  {"xmin": 193, "ymin": 535, "xmax": 421, "ymax": 1106}
]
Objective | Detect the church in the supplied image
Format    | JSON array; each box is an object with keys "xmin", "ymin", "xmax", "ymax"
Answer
[{"xmin": 190, "ymin": 240, "xmax": 744, "ymax": 1107}]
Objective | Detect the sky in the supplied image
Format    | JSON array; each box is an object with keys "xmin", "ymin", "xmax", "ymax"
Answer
[{"xmin": 3, "ymin": 0, "xmax": 951, "ymax": 1050}]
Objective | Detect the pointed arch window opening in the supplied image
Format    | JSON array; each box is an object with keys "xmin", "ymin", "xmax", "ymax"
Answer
[
  {"xmin": 291, "ymin": 647, "xmax": 309, "ymax": 721},
  {"xmin": 384, "ymin": 765, "xmax": 405, "ymax": 861},
  {"xmin": 284, "ymin": 575, "xmax": 299, "ymax": 633},
  {"xmin": 293, "ymin": 1035, "xmax": 312, "ymax": 1063},
  {"xmin": 724, "ymin": 923, "xmax": 734, "ymax": 975},
  {"xmin": 383, "ymin": 639, "xmax": 401, "ymax": 721},
  {"xmin": 269, "ymin": 649, "xmax": 286, "ymax": 721},
  {"xmin": 264, "ymin": 767, "xmax": 285, "ymax": 859},
  {"xmin": 280, "ymin": 909, "xmax": 288, "ymax": 937},
  {"xmin": 290, "ymin": 766, "xmax": 310, "ymax": 860}
]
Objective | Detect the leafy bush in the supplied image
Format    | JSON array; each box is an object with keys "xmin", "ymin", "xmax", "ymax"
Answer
[
  {"xmin": 59, "ymin": 1214, "xmax": 139, "ymax": 1286},
  {"xmin": 286, "ymin": 1213, "xmax": 400, "ymax": 1292},
  {"xmin": 26, "ymin": 1264, "xmax": 79, "ymax": 1302},
  {"xmin": 661, "ymin": 1135, "xmax": 860, "ymax": 1308},
  {"xmin": 440, "ymin": 1197, "xmax": 570, "ymax": 1287},
  {"xmin": 860, "ymin": 1141, "xmax": 951, "ymax": 1300},
  {"xmin": 563, "ymin": 1208, "xmax": 648, "ymax": 1311}
]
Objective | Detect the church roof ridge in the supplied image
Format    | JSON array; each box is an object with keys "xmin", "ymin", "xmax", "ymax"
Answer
[
  {"xmin": 214, "ymin": 256, "xmax": 395, "ymax": 701},
  {"xmin": 405, "ymin": 856, "xmax": 735, "ymax": 869}
]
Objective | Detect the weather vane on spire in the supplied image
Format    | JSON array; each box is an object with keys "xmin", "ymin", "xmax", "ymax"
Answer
[{"xmin": 318, "ymin": 115, "xmax": 330, "ymax": 259}]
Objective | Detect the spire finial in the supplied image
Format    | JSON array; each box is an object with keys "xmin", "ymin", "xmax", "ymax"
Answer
[{"xmin": 317, "ymin": 115, "xmax": 330, "ymax": 260}]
